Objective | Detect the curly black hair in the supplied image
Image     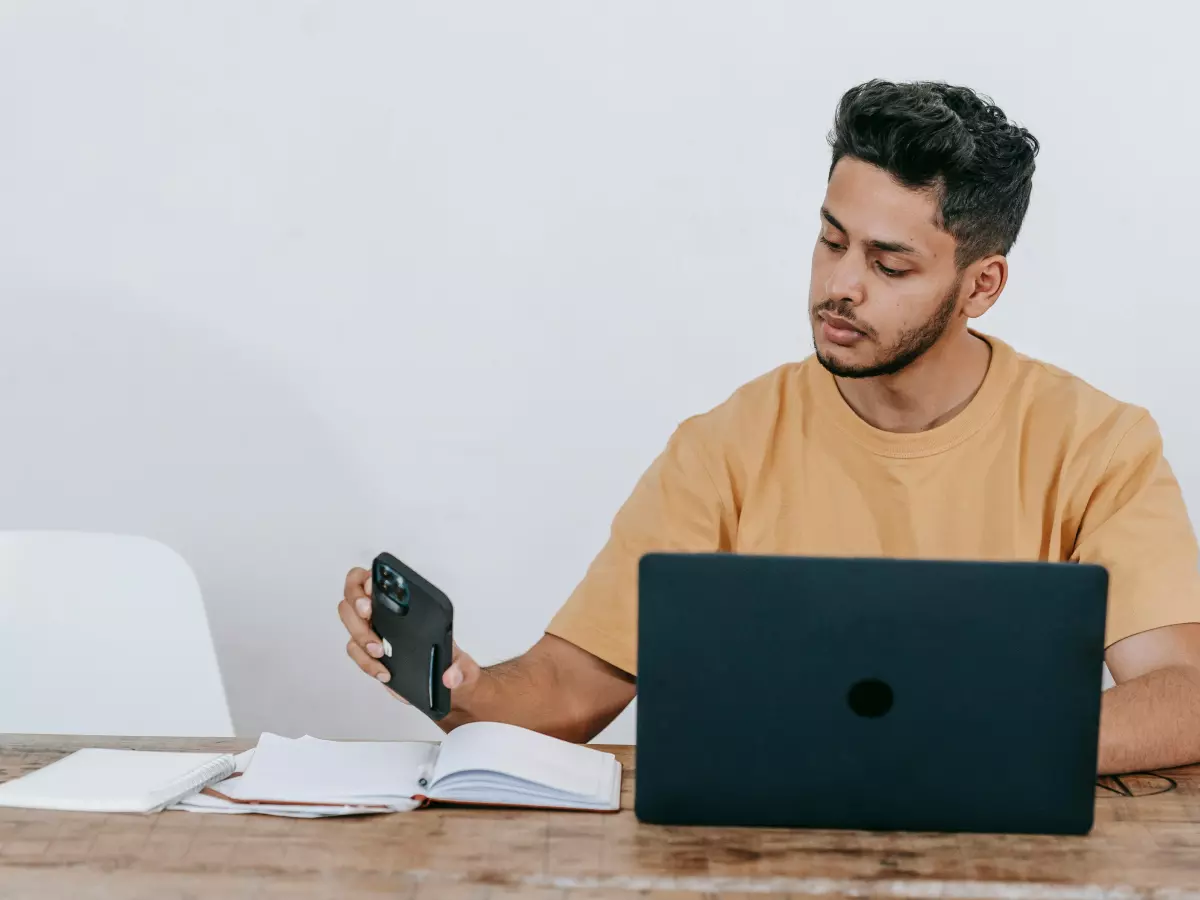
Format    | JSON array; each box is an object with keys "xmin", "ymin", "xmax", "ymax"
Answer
[{"xmin": 829, "ymin": 80, "xmax": 1040, "ymax": 268}]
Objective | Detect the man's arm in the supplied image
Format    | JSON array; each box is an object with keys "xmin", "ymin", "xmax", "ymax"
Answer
[
  {"xmin": 339, "ymin": 567, "xmax": 635, "ymax": 742},
  {"xmin": 1065, "ymin": 411, "xmax": 1200, "ymax": 774},
  {"xmin": 1099, "ymin": 623, "xmax": 1200, "ymax": 774},
  {"xmin": 440, "ymin": 634, "xmax": 636, "ymax": 742}
]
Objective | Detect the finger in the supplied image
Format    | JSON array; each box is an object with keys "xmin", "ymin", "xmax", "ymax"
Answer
[
  {"xmin": 347, "ymin": 639, "xmax": 391, "ymax": 682},
  {"xmin": 353, "ymin": 576, "xmax": 373, "ymax": 618},
  {"xmin": 344, "ymin": 567, "xmax": 373, "ymax": 618},
  {"xmin": 444, "ymin": 647, "xmax": 479, "ymax": 690},
  {"xmin": 344, "ymin": 567, "xmax": 369, "ymax": 600},
  {"xmin": 383, "ymin": 683, "xmax": 411, "ymax": 704},
  {"xmin": 444, "ymin": 644, "xmax": 464, "ymax": 688},
  {"xmin": 338, "ymin": 598, "xmax": 381, "ymax": 648}
]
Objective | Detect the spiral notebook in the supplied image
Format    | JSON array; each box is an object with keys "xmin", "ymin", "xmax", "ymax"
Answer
[{"xmin": 0, "ymin": 748, "xmax": 235, "ymax": 813}]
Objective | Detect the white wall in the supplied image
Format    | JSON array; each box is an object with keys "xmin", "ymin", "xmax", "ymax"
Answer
[{"xmin": 0, "ymin": 1, "xmax": 1196, "ymax": 742}]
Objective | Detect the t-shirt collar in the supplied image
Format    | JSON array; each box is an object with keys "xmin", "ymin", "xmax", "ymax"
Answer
[{"xmin": 808, "ymin": 330, "xmax": 1018, "ymax": 459}]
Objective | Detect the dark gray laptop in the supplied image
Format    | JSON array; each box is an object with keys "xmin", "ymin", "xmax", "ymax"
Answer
[{"xmin": 635, "ymin": 553, "xmax": 1108, "ymax": 835}]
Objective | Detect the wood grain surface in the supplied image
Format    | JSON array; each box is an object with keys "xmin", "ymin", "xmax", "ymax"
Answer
[{"xmin": 2, "ymin": 734, "xmax": 1199, "ymax": 899}]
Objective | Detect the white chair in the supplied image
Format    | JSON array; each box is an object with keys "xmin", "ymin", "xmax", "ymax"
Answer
[{"xmin": 0, "ymin": 531, "xmax": 233, "ymax": 736}]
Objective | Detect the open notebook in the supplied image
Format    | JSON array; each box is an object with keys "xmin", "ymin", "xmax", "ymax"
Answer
[
  {"xmin": 0, "ymin": 749, "xmax": 235, "ymax": 813},
  {"xmin": 176, "ymin": 722, "xmax": 621, "ymax": 817}
]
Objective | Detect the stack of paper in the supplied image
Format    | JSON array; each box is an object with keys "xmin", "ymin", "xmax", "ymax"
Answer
[
  {"xmin": 0, "ymin": 749, "xmax": 237, "ymax": 814},
  {"xmin": 172, "ymin": 723, "xmax": 621, "ymax": 818},
  {"xmin": 174, "ymin": 734, "xmax": 427, "ymax": 817},
  {"xmin": 0, "ymin": 724, "xmax": 619, "ymax": 820}
]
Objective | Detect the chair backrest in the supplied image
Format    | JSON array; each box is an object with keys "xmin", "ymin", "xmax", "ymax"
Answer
[{"xmin": 0, "ymin": 531, "xmax": 233, "ymax": 736}]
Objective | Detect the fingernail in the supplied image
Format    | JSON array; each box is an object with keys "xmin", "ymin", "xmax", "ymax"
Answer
[
  {"xmin": 356, "ymin": 597, "xmax": 371, "ymax": 616},
  {"xmin": 376, "ymin": 671, "xmax": 390, "ymax": 683},
  {"xmin": 366, "ymin": 643, "xmax": 383, "ymax": 658},
  {"xmin": 445, "ymin": 667, "xmax": 463, "ymax": 689},
  {"xmin": 364, "ymin": 577, "xmax": 372, "ymax": 596}
]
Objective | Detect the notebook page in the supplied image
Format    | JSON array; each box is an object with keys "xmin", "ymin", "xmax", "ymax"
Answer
[
  {"xmin": 0, "ymin": 749, "xmax": 233, "ymax": 813},
  {"xmin": 430, "ymin": 722, "xmax": 615, "ymax": 800},
  {"xmin": 427, "ymin": 754, "xmax": 621, "ymax": 809},
  {"xmin": 229, "ymin": 733, "xmax": 435, "ymax": 804}
]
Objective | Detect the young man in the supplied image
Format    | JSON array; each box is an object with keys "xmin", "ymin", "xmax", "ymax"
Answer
[{"xmin": 339, "ymin": 80, "xmax": 1200, "ymax": 775}]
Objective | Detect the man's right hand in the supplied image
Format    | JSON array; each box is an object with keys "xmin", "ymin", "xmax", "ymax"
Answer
[
  {"xmin": 338, "ymin": 566, "xmax": 481, "ymax": 702},
  {"xmin": 338, "ymin": 565, "xmax": 636, "ymax": 742}
]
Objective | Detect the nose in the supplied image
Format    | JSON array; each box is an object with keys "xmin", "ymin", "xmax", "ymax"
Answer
[{"xmin": 824, "ymin": 250, "xmax": 867, "ymax": 307}]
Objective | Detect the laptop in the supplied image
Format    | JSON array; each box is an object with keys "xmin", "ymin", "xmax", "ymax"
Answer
[{"xmin": 635, "ymin": 553, "xmax": 1108, "ymax": 835}]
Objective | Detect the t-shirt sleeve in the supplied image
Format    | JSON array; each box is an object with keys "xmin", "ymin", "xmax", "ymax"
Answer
[
  {"xmin": 1071, "ymin": 412, "xmax": 1200, "ymax": 647},
  {"xmin": 544, "ymin": 418, "xmax": 734, "ymax": 675}
]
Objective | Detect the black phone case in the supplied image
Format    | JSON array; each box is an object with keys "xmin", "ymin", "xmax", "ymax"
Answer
[{"xmin": 371, "ymin": 552, "xmax": 454, "ymax": 720}]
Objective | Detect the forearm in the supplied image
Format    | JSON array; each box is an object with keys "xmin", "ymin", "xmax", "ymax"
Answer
[
  {"xmin": 1097, "ymin": 664, "xmax": 1200, "ymax": 774},
  {"xmin": 440, "ymin": 654, "xmax": 582, "ymax": 739},
  {"xmin": 440, "ymin": 637, "xmax": 635, "ymax": 742}
]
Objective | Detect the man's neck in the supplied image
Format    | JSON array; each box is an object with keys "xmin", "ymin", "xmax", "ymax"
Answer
[{"xmin": 833, "ymin": 330, "xmax": 992, "ymax": 434}]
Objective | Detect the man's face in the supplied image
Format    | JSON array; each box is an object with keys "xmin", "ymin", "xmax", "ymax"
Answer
[{"xmin": 809, "ymin": 158, "xmax": 964, "ymax": 378}]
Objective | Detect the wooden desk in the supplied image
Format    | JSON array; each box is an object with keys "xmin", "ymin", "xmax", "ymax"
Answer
[{"xmin": 2, "ymin": 736, "xmax": 1199, "ymax": 899}]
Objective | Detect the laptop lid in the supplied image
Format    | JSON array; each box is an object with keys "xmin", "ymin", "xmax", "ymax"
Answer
[{"xmin": 635, "ymin": 553, "xmax": 1108, "ymax": 835}]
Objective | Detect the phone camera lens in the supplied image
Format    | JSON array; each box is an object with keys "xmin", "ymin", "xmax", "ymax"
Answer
[{"xmin": 378, "ymin": 567, "xmax": 407, "ymax": 601}]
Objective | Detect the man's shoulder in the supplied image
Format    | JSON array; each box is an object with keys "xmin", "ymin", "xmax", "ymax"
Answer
[
  {"xmin": 682, "ymin": 359, "xmax": 814, "ymax": 427},
  {"xmin": 1008, "ymin": 346, "xmax": 1153, "ymax": 449},
  {"xmin": 670, "ymin": 359, "xmax": 818, "ymax": 459}
]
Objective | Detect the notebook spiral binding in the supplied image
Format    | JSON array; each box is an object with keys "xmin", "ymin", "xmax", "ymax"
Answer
[{"xmin": 150, "ymin": 755, "xmax": 235, "ymax": 811}]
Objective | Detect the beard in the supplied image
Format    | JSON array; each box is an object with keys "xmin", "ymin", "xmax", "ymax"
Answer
[{"xmin": 814, "ymin": 276, "xmax": 961, "ymax": 379}]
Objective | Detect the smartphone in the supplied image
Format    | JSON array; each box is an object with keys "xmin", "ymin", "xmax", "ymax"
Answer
[{"xmin": 370, "ymin": 552, "xmax": 454, "ymax": 720}]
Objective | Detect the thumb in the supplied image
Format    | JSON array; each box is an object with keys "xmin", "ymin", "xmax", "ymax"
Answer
[{"xmin": 443, "ymin": 643, "xmax": 479, "ymax": 690}]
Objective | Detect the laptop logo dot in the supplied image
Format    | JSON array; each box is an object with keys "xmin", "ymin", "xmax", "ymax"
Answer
[{"xmin": 848, "ymin": 678, "xmax": 893, "ymax": 718}]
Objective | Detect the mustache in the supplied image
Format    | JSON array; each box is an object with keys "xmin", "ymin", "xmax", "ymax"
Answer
[{"xmin": 813, "ymin": 300, "xmax": 876, "ymax": 338}]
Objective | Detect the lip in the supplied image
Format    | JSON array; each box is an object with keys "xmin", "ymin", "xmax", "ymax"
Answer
[
  {"xmin": 818, "ymin": 312, "xmax": 869, "ymax": 348},
  {"xmin": 819, "ymin": 312, "xmax": 865, "ymax": 335}
]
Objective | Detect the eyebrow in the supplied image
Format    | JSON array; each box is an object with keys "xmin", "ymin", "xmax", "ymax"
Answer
[{"xmin": 821, "ymin": 207, "xmax": 919, "ymax": 255}]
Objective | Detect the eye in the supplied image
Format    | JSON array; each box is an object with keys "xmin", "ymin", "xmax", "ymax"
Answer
[
  {"xmin": 819, "ymin": 235, "xmax": 845, "ymax": 252},
  {"xmin": 875, "ymin": 261, "xmax": 907, "ymax": 278}
]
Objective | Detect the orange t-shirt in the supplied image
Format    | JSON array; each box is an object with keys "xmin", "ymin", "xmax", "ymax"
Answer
[{"xmin": 545, "ymin": 333, "xmax": 1200, "ymax": 675}]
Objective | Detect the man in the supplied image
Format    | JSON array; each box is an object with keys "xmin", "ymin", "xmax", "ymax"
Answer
[{"xmin": 338, "ymin": 80, "xmax": 1200, "ymax": 775}]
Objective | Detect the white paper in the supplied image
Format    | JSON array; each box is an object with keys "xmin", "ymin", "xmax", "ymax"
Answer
[
  {"xmin": 0, "ymin": 749, "xmax": 233, "ymax": 813},
  {"xmin": 228, "ymin": 732, "xmax": 435, "ymax": 806}
]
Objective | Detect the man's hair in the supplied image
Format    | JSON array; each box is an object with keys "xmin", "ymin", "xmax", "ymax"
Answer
[{"xmin": 828, "ymin": 80, "xmax": 1040, "ymax": 267}]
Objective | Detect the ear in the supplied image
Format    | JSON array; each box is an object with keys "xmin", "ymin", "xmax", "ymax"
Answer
[{"xmin": 961, "ymin": 255, "xmax": 1008, "ymax": 319}]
